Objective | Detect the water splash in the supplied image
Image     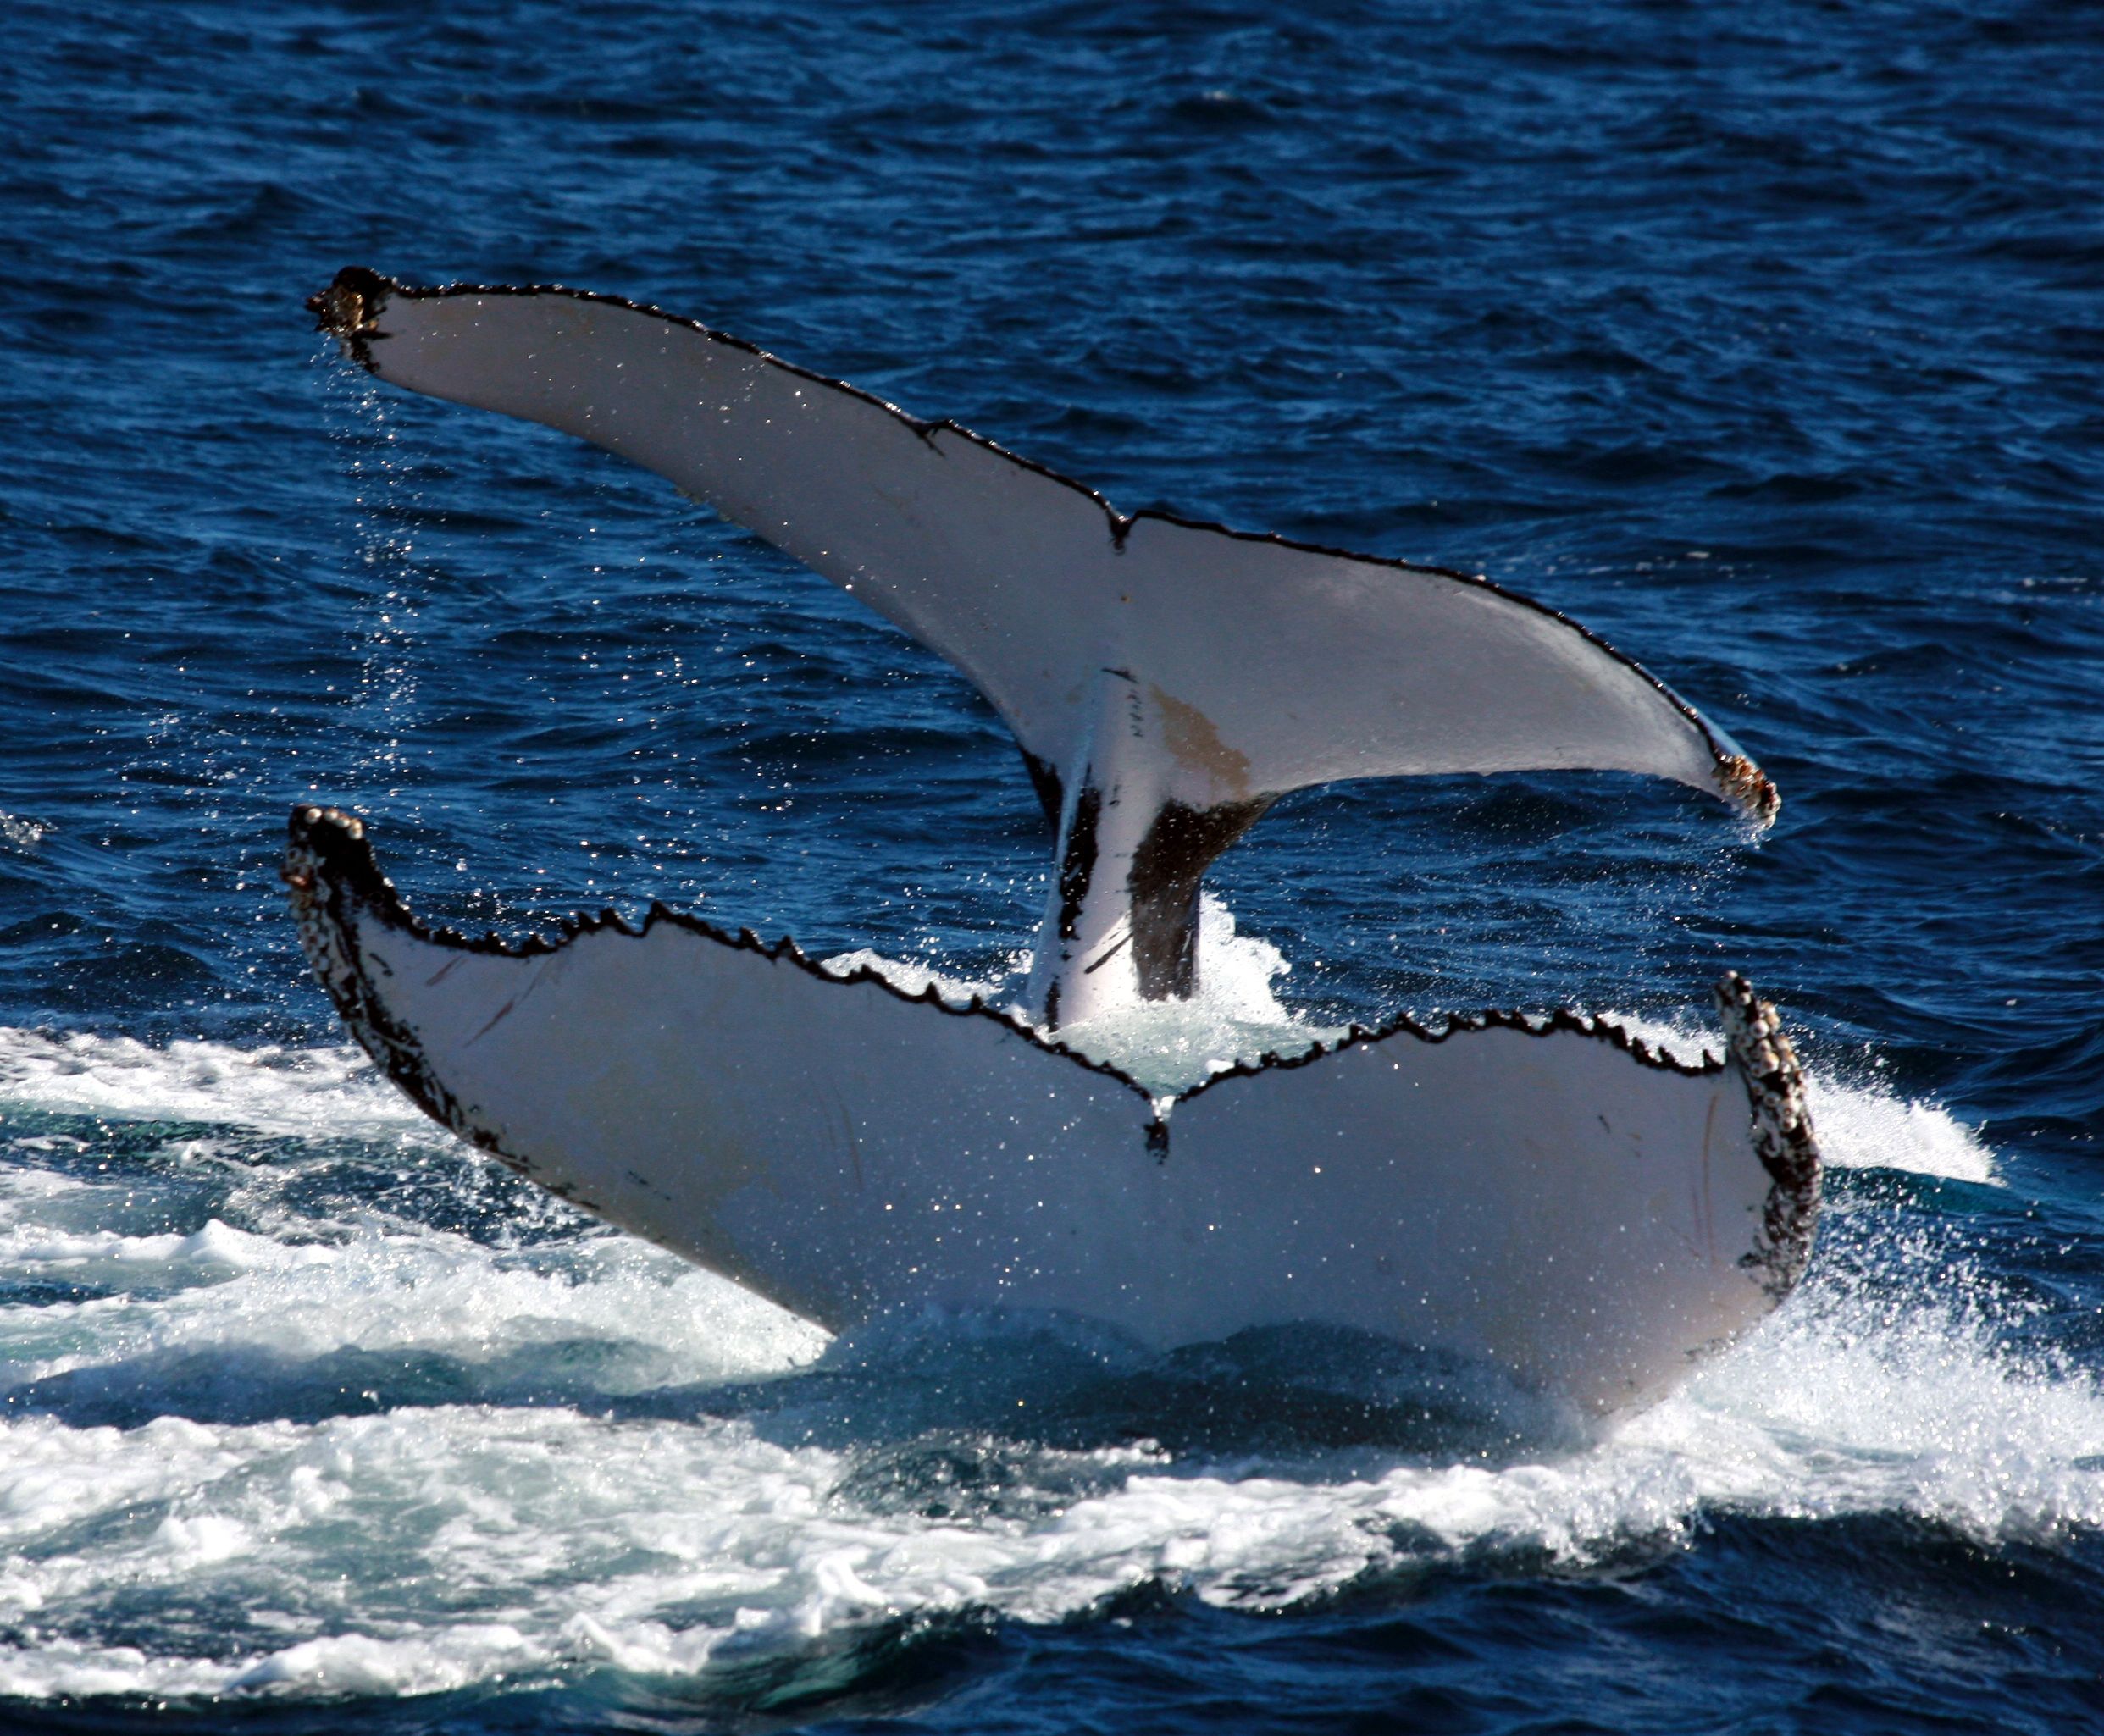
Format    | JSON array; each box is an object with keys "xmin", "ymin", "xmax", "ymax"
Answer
[
  {"xmin": 828, "ymin": 894, "xmax": 1345, "ymax": 1095},
  {"xmin": 322, "ymin": 353, "xmax": 428, "ymax": 798},
  {"xmin": 0, "ymin": 1013, "xmax": 2077, "ymax": 1703}
]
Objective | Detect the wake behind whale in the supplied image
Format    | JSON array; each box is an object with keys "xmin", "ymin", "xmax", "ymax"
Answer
[{"xmin": 294, "ymin": 268, "xmax": 1819, "ymax": 1413}]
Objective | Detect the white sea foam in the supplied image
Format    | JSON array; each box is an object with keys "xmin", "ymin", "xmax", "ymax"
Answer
[
  {"xmin": 1602, "ymin": 1011, "xmax": 1997, "ymax": 1185},
  {"xmin": 0, "ymin": 1264, "xmax": 2092, "ymax": 1704},
  {"xmin": 829, "ymin": 894, "xmax": 1343, "ymax": 1095},
  {"xmin": 0, "ymin": 1217, "xmax": 332, "ymax": 1277},
  {"xmin": 0, "ymin": 1008, "xmax": 2062, "ymax": 1703},
  {"xmin": 1050, "ymin": 898, "xmax": 1343, "ymax": 1095},
  {"xmin": 1800, "ymin": 1072, "xmax": 1997, "ymax": 1184},
  {"xmin": 0, "ymin": 1026, "xmax": 433, "ymax": 1140},
  {"xmin": 0, "ymin": 1191, "xmax": 824, "ymax": 1390}
]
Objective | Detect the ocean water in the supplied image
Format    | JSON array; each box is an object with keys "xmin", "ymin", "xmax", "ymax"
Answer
[{"xmin": 2, "ymin": 1, "xmax": 2101, "ymax": 1729}]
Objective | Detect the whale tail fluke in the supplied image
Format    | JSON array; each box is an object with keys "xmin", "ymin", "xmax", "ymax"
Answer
[
  {"xmin": 293, "ymin": 274, "xmax": 1819, "ymax": 1409},
  {"xmin": 285, "ymin": 802, "xmax": 1819, "ymax": 1414},
  {"xmin": 311, "ymin": 268, "xmax": 1775, "ymax": 1024}
]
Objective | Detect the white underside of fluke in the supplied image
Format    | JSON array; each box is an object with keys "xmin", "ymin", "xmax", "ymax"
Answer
[
  {"xmin": 286, "ymin": 808, "xmax": 1819, "ymax": 1417},
  {"xmin": 295, "ymin": 269, "xmax": 1820, "ymax": 1414}
]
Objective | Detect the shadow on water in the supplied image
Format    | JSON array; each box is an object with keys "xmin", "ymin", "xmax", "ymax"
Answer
[
  {"xmin": 720, "ymin": 1316, "xmax": 1591, "ymax": 1480},
  {"xmin": 1, "ymin": 1314, "xmax": 1585, "ymax": 1482}
]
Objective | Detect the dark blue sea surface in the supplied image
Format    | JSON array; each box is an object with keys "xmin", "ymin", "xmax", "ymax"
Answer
[{"xmin": 1, "ymin": 2, "xmax": 2101, "ymax": 1730}]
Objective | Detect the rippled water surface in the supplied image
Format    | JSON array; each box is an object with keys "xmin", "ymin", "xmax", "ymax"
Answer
[{"xmin": 2, "ymin": 2, "xmax": 2101, "ymax": 1730}]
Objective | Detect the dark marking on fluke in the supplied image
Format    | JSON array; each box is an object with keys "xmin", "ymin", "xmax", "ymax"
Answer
[
  {"xmin": 307, "ymin": 266, "xmax": 391, "ymax": 368},
  {"xmin": 1127, "ymin": 796, "xmax": 1273, "ymax": 998},
  {"xmin": 1054, "ymin": 785, "xmax": 1103, "ymax": 945},
  {"xmin": 1018, "ymin": 749, "xmax": 1063, "ymax": 832},
  {"xmin": 1715, "ymin": 970, "xmax": 1822, "ymax": 1293}
]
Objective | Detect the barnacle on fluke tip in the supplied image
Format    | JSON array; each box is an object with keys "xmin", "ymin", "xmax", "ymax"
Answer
[{"xmin": 294, "ymin": 270, "xmax": 1819, "ymax": 1413}]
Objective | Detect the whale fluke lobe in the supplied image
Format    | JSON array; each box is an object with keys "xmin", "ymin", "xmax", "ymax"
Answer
[
  {"xmin": 285, "ymin": 804, "xmax": 1818, "ymax": 1413},
  {"xmin": 311, "ymin": 266, "xmax": 1778, "ymax": 1026},
  {"xmin": 297, "ymin": 271, "xmax": 1818, "ymax": 1407}
]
